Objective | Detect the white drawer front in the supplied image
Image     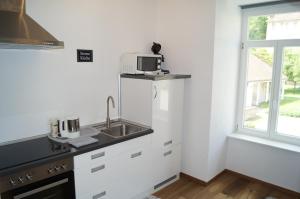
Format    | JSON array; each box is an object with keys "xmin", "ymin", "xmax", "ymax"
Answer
[
  {"xmin": 74, "ymin": 135, "xmax": 151, "ymax": 169},
  {"xmin": 74, "ymin": 146, "xmax": 118, "ymax": 170},
  {"xmin": 75, "ymin": 158, "xmax": 116, "ymax": 195},
  {"xmin": 76, "ymin": 184, "xmax": 114, "ymax": 199}
]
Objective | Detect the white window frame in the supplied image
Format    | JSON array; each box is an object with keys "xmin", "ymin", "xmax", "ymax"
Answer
[{"xmin": 237, "ymin": 2, "xmax": 300, "ymax": 145}]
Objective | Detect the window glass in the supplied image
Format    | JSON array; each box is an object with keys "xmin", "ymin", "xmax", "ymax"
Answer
[
  {"xmin": 277, "ymin": 47, "xmax": 300, "ymax": 137},
  {"xmin": 248, "ymin": 12, "xmax": 300, "ymax": 40},
  {"xmin": 243, "ymin": 47, "xmax": 274, "ymax": 131}
]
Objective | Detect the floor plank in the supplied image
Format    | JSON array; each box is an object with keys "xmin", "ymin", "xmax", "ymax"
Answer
[{"xmin": 154, "ymin": 171, "xmax": 300, "ymax": 199}]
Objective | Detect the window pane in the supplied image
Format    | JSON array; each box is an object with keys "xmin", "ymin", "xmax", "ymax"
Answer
[
  {"xmin": 277, "ymin": 47, "xmax": 300, "ymax": 137},
  {"xmin": 248, "ymin": 12, "xmax": 300, "ymax": 40},
  {"xmin": 243, "ymin": 48, "xmax": 274, "ymax": 131}
]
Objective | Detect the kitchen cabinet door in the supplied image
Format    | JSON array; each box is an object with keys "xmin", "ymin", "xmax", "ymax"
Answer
[
  {"xmin": 152, "ymin": 144, "xmax": 181, "ymax": 187},
  {"xmin": 152, "ymin": 79, "xmax": 184, "ymax": 148},
  {"xmin": 113, "ymin": 146, "xmax": 151, "ymax": 199}
]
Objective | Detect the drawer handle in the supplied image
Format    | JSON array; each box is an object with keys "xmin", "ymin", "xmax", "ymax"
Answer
[
  {"xmin": 154, "ymin": 86, "xmax": 158, "ymax": 99},
  {"xmin": 164, "ymin": 150, "xmax": 172, "ymax": 157},
  {"xmin": 131, "ymin": 151, "xmax": 142, "ymax": 159},
  {"xmin": 91, "ymin": 152, "xmax": 105, "ymax": 160},
  {"xmin": 91, "ymin": 165, "xmax": 105, "ymax": 173},
  {"xmin": 93, "ymin": 191, "xmax": 106, "ymax": 199},
  {"xmin": 164, "ymin": 140, "xmax": 173, "ymax": 146}
]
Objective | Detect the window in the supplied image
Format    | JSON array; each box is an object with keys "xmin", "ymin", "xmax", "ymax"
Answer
[{"xmin": 237, "ymin": 3, "xmax": 300, "ymax": 145}]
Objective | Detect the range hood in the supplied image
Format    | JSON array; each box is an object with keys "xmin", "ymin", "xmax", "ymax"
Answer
[{"xmin": 0, "ymin": 0, "xmax": 64, "ymax": 49}]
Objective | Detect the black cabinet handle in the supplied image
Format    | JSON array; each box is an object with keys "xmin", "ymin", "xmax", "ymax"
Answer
[
  {"xmin": 131, "ymin": 151, "xmax": 142, "ymax": 159},
  {"xmin": 91, "ymin": 165, "xmax": 105, "ymax": 173},
  {"xmin": 164, "ymin": 140, "xmax": 173, "ymax": 146},
  {"xmin": 93, "ymin": 191, "xmax": 106, "ymax": 199},
  {"xmin": 164, "ymin": 150, "xmax": 172, "ymax": 157},
  {"xmin": 91, "ymin": 152, "xmax": 105, "ymax": 160}
]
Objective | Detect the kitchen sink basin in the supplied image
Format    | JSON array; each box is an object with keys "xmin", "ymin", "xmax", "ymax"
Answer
[
  {"xmin": 102, "ymin": 123, "xmax": 142, "ymax": 138},
  {"xmin": 92, "ymin": 120, "xmax": 147, "ymax": 138}
]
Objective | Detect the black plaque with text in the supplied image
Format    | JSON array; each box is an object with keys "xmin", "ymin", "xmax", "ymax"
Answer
[{"xmin": 77, "ymin": 49, "xmax": 93, "ymax": 62}]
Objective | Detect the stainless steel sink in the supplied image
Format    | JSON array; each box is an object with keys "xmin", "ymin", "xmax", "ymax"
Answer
[{"xmin": 92, "ymin": 120, "xmax": 147, "ymax": 138}]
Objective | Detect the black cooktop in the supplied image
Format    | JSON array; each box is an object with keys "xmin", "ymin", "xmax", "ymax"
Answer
[
  {"xmin": 0, "ymin": 127, "xmax": 153, "ymax": 176},
  {"xmin": 0, "ymin": 137, "xmax": 70, "ymax": 171}
]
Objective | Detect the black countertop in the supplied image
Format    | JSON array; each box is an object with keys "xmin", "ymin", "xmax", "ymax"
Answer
[
  {"xmin": 0, "ymin": 138, "xmax": 71, "ymax": 172},
  {"xmin": 0, "ymin": 128, "xmax": 153, "ymax": 176},
  {"xmin": 120, "ymin": 74, "xmax": 191, "ymax": 81}
]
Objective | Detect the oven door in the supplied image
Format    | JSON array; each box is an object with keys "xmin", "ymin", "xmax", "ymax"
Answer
[{"xmin": 1, "ymin": 171, "xmax": 75, "ymax": 199}]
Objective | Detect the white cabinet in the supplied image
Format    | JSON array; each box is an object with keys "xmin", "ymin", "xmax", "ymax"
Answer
[
  {"xmin": 151, "ymin": 144, "xmax": 181, "ymax": 186},
  {"xmin": 113, "ymin": 146, "xmax": 151, "ymax": 199},
  {"xmin": 74, "ymin": 78, "xmax": 186, "ymax": 199},
  {"xmin": 121, "ymin": 78, "xmax": 185, "ymax": 189},
  {"xmin": 152, "ymin": 80, "xmax": 184, "ymax": 148},
  {"xmin": 121, "ymin": 79, "xmax": 184, "ymax": 145},
  {"xmin": 74, "ymin": 135, "xmax": 152, "ymax": 199}
]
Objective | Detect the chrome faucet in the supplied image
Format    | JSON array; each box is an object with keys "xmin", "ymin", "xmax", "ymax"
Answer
[{"xmin": 106, "ymin": 96, "xmax": 115, "ymax": 128}]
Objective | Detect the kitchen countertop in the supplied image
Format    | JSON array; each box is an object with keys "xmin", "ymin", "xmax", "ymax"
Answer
[
  {"xmin": 0, "ymin": 127, "xmax": 153, "ymax": 176},
  {"xmin": 120, "ymin": 74, "xmax": 191, "ymax": 81}
]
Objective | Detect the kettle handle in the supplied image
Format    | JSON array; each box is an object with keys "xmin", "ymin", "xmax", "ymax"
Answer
[{"xmin": 59, "ymin": 119, "xmax": 67, "ymax": 137}]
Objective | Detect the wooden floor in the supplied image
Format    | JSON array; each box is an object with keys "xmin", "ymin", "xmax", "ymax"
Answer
[{"xmin": 154, "ymin": 171, "xmax": 300, "ymax": 199}]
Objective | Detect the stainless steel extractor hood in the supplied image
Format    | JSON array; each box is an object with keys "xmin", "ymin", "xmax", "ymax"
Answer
[{"xmin": 0, "ymin": 0, "xmax": 64, "ymax": 49}]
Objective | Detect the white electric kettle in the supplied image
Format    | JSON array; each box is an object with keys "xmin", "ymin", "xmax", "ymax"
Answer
[{"xmin": 59, "ymin": 117, "xmax": 80, "ymax": 138}]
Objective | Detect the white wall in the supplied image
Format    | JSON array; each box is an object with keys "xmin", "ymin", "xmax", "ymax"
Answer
[
  {"xmin": 226, "ymin": 138, "xmax": 300, "ymax": 192},
  {"xmin": 156, "ymin": 0, "xmax": 216, "ymax": 181},
  {"xmin": 207, "ymin": 0, "xmax": 241, "ymax": 180},
  {"xmin": 156, "ymin": 0, "xmax": 242, "ymax": 181},
  {"xmin": 0, "ymin": 0, "xmax": 157, "ymax": 143}
]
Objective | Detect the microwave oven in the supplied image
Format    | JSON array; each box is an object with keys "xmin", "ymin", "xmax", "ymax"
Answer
[{"xmin": 121, "ymin": 53, "xmax": 162, "ymax": 74}]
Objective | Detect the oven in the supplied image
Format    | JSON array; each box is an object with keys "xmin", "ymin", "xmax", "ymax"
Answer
[{"xmin": 0, "ymin": 158, "xmax": 75, "ymax": 199}]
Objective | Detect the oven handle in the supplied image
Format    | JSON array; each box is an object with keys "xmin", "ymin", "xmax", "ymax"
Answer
[{"xmin": 13, "ymin": 178, "xmax": 69, "ymax": 199}]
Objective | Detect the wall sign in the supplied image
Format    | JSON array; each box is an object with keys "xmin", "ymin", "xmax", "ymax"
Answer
[{"xmin": 77, "ymin": 49, "xmax": 93, "ymax": 62}]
